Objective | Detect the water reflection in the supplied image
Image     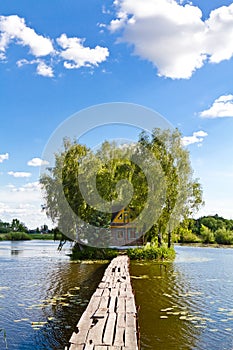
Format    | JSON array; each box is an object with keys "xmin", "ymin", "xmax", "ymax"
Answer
[
  {"xmin": 35, "ymin": 262, "xmax": 107, "ymax": 350},
  {"xmin": 131, "ymin": 246, "xmax": 233, "ymax": 350},
  {"xmin": 0, "ymin": 241, "xmax": 106, "ymax": 350},
  {"xmin": 131, "ymin": 261, "xmax": 201, "ymax": 350},
  {"xmin": 1, "ymin": 242, "xmax": 233, "ymax": 350}
]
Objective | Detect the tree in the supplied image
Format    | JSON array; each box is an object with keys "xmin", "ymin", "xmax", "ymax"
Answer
[
  {"xmin": 40, "ymin": 129, "xmax": 203, "ymax": 249},
  {"xmin": 139, "ymin": 128, "xmax": 203, "ymax": 247},
  {"xmin": 11, "ymin": 218, "xmax": 27, "ymax": 232}
]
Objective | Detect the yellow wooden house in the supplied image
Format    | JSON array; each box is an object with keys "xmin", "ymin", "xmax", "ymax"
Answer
[{"xmin": 110, "ymin": 207, "xmax": 142, "ymax": 246}]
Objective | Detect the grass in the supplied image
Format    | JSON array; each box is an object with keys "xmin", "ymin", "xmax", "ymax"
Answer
[
  {"xmin": 71, "ymin": 246, "xmax": 120, "ymax": 260},
  {"xmin": 0, "ymin": 232, "xmax": 63, "ymax": 241},
  {"xmin": 70, "ymin": 243, "xmax": 175, "ymax": 261},
  {"xmin": 0, "ymin": 232, "xmax": 32, "ymax": 241},
  {"xmin": 127, "ymin": 244, "xmax": 176, "ymax": 261},
  {"xmin": 29, "ymin": 233, "xmax": 62, "ymax": 240}
]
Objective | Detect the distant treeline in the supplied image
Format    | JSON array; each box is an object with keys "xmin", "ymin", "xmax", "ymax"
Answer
[
  {"xmin": 1, "ymin": 215, "xmax": 233, "ymax": 245},
  {"xmin": 175, "ymin": 214, "xmax": 233, "ymax": 245},
  {"xmin": 0, "ymin": 218, "xmax": 61, "ymax": 240},
  {"xmin": 0, "ymin": 218, "xmax": 51, "ymax": 234}
]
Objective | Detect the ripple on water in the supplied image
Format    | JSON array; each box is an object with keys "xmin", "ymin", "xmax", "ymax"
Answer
[{"xmin": 131, "ymin": 245, "xmax": 233, "ymax": 350}]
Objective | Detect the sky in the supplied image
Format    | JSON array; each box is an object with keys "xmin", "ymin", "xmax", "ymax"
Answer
[{"xmin": 1, "ymin": 0, "xmax": 233, "ymax": 228}]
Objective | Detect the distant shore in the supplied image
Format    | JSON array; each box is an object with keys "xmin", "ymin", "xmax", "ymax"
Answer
[{"xmin": 0, "ymin": 232, "xmax": 59, "ymax": 241}]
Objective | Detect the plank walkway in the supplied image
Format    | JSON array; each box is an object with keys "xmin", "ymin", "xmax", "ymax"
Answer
[{"xmin": 66, "ymin": 255, "xmax": 139, "ymax": 350}]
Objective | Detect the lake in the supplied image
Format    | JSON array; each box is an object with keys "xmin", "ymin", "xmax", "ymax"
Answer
[{"xmin": 0, "ymin": 241, "xmax": 233, "ymax": 349}]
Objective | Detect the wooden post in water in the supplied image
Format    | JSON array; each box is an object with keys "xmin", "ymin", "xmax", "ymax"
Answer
[{"xmin": 66, "ymin": 255, "xmax": 139, "ymax": 350}]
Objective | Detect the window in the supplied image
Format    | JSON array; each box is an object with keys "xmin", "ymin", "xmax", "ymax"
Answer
[{"xmin": 117, "ymin": 230, "xmax": 124, "ymax": 240}]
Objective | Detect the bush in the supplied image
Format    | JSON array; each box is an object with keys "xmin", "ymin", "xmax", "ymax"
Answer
[
  {"xmin": 4, "ymin": 232, "xmax": 32, "ymax": 241},
  {"xmin": 71, "ymin": 246, "xmax": 120, "ymax": 260},
  {"xmin": 200, "ymin": 225, "xmax": 215, "ymax": 244},
  {"xmin": 70, "ymin": 243, "xmax": 175, "ymax": 261},
  {"xmin": 215, "ymin": 228, "xmax": 233, "ymax": 245},
  {"xmin": 127, "ymin": 244, "xmax": 175, "ymax": 261},
  {"xmin": 178, "ymin": 227, "xmax": 201, "ymax": 243}
]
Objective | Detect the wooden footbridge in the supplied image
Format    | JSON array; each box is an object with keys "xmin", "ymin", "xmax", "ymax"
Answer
[{"xmin": 66, "ymin": 255, "xmax": 139, "ymax": 350}]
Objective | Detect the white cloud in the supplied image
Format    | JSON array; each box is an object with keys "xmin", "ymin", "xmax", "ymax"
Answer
[
  {"xmin": 0, "ymin": 15, "xmax": 109, "ymax": 76},
  {"xmin": 57, "ymin": 33, "xmax": 109, "ymax": 69},
  {"xmin": 110, "ymin": 1, "xmax": 233, "ymax": 79},
  {"xmin": 8, "ymin": 181, "xmax": 41, "ymax": 192},
  {"xmin": 8, "ymin": 171, "xmax": 31, "ymax": 178},
  {"xmin": 36, "ymin": 61, "xmax": 54, "ymax": 77},
  {"xmin": 17, "ymin": 58, "xmax": 54, "ymax": 77},
  {"xmin": 0, "ymin": 15, "xmax": 54, "ymax": 57},
  {"xmin": 0, "ymin": 153, "xmax": 9, "ymax": 163},
  {"xmin": 182, "ymin": 130, "xmax": 208, "ymax": 146},
  {"xmin": 27, "ymin": 157, "xmax": 49, "ymax": 167},
  {"xmin": 200, "ymin": 94, "xmax": 233, "ymax": 118},
  {"xmin": 0, "ymin": 184, "xmax": 52, "ymax": 228}
]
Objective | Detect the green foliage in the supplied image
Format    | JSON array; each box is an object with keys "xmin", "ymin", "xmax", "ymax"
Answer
[
  {"xmin": 70, "ymin": 244, "xmax": 175, "ymax": 261},
  {"xmin": 40, "ymin": 129, "xmax": 203, "ymax": 249},
  {"xmin": 215, "ymin": 228, "xmax": 233, "ymax": 245},
  {"xmin": 200, "ymin": 225, "xmax": 215, "ymax": 244},
  {"xmin": 127, "ymin": 244, "xmax": 176, "ymax": 261},
  {"xmin": 29, "ymin": 233, "xmax": 62, "ymax": 240},
  {"xmin": 178, "ymin": 227, "xmax": 201, "ymax": 243},
  {"xmin": 176, "ymin": 216, "xmax": 233, "ymax": 245},
  {"xmin": 71, "ymin": 246, "xmax": 119, "ymax": 260},
  {"xmin": 3, "ymin": 232, "xmax": 31, "ymax": 241},
  {"xmin": 11, "ymin": 218, "xmax": 28, "ymax": 232},
  {"xmin": 0, "ymin": 220, "xmax": 11, "ymax": 233},
  {"xmin": 138, "ymin": 128, "xmax": 203, "ymax": 246},
  {"xmin": 0, "ymin": 218, "xmax": 27, "ymax": 233}
]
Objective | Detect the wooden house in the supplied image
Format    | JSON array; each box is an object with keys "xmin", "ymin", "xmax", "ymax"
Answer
[{"xmin": 110, "ymin": 206, "xmax": 143, "ymax": 246}]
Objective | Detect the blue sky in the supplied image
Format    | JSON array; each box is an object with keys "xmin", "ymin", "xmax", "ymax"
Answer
[{"xmin": 1, "ymin": 0, "xmax": 233, "ymax": 228}]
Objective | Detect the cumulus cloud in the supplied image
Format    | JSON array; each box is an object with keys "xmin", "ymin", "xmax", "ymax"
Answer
[
  {"xmin": 0, "ymin": 153, "xmax": 9, "ymax": 163},
  {"xmin": 8, "ymin": 181, "xmax": 41, "ymax": 192},
  {"xmin": 17, "ymin": 58, "xmax": 54, "ymax": 77},
  {"xmin": 57, "ymin": 34, "xmax": 109, "ymax": 69},
  {"xmin": 182, "ymin": 130, "xmax": 208, "ymax": 146},
  {"xmin": 36, "ymin": 61, "xmax": 54, "ymax": 77},
  {"xmin": 0, "ymin": 184, "xmax": 52, "ymax": 228},
  {"xmin": 8, "ymin": 171, "xmax": 31, "ymax": 178},
  {"xmin": 27, "ymin": 157, "xmax": 49, "ymax": 167},
  {"xmin": 200, "ymin": 95, "xmax": 233, "ymax": 118},
  {"xmin": 0, "ymin": 15, "xmax": 54, "ymax": 57},
  {"xmin": 110, "ymin": 0, "xmax": 233, "ymax": 79},
  {"xmin": 0, "ymin": 15, "xmax": 109, "ymax": 77}
]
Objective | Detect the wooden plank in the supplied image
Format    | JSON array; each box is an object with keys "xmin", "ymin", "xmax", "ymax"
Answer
[
  {"xmin": 125, "ymin": 330, "xmax": 138, "ymax": 349},
  {"xmin": 86, "ymin": 316, "xmax": 107, "ymax": 345},
  {"xmin": 108, "ymin": 296, "xmax": 116, "ymax": 313},
  {"xmin": 93, "ymin": 307, "xmax": 108, "ymax": 318},
  {"xmin": 125, "ymin": 297, "xmax": 137, "ymax": 314},
  {"xmin": 69, "ymin": 344, "xmax": 85, "ymax": 350},
  {"xmin": 94, "ymin": 288, "xmax": 104, "ymax": 297},
  {"xmin": 70, "ymin": 316, "xmax": 92, "ymax": 344},
  {"xmin": 116, "ymin": 313, "xmax": 125, "ymax": 328},
  {"xmin": 113, "ymin": 325, "xmax": 124, "ymax": 347},
  {"xmin": 67, "ymin": 255, "xmax": 138, "ymax": 350},
  {"xmin": 85, "ymin": 296, "xmax": 101, "ymax": 315},
  {"xmin": 116, "ymin": 297, "xmax": 125, "ymax": 314},
  {"xmin": 125, "ymin": 313, "xmax": 136, "ymax": 329},
  {"xmin": 99, "ymin": 296, "xmax": 109, "ymax": 310},
  {"xmin": 83, "ymin": 344, "xmax": 94, "ymax": 350},
  {"xmin": 103, "ymin": 313, "xmax": 116, "ymax": 345}
]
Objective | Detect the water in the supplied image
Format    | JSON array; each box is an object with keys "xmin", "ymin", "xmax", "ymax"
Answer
[
  {"xmin": 131, "ymin": 245, "xmax": 233, "ymax": 350},
  {"xmin": 0, "ymin": 240, "xmax": 107, "ymax": 350},
  {"xmin": 0, "ymin": 242, "xmax": 233, "ymax": 349}
]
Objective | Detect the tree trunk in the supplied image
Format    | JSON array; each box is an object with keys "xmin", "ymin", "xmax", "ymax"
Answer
[{"xmin": 168, "ymin": 230, "xmax": 171, "ymax": 248}]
